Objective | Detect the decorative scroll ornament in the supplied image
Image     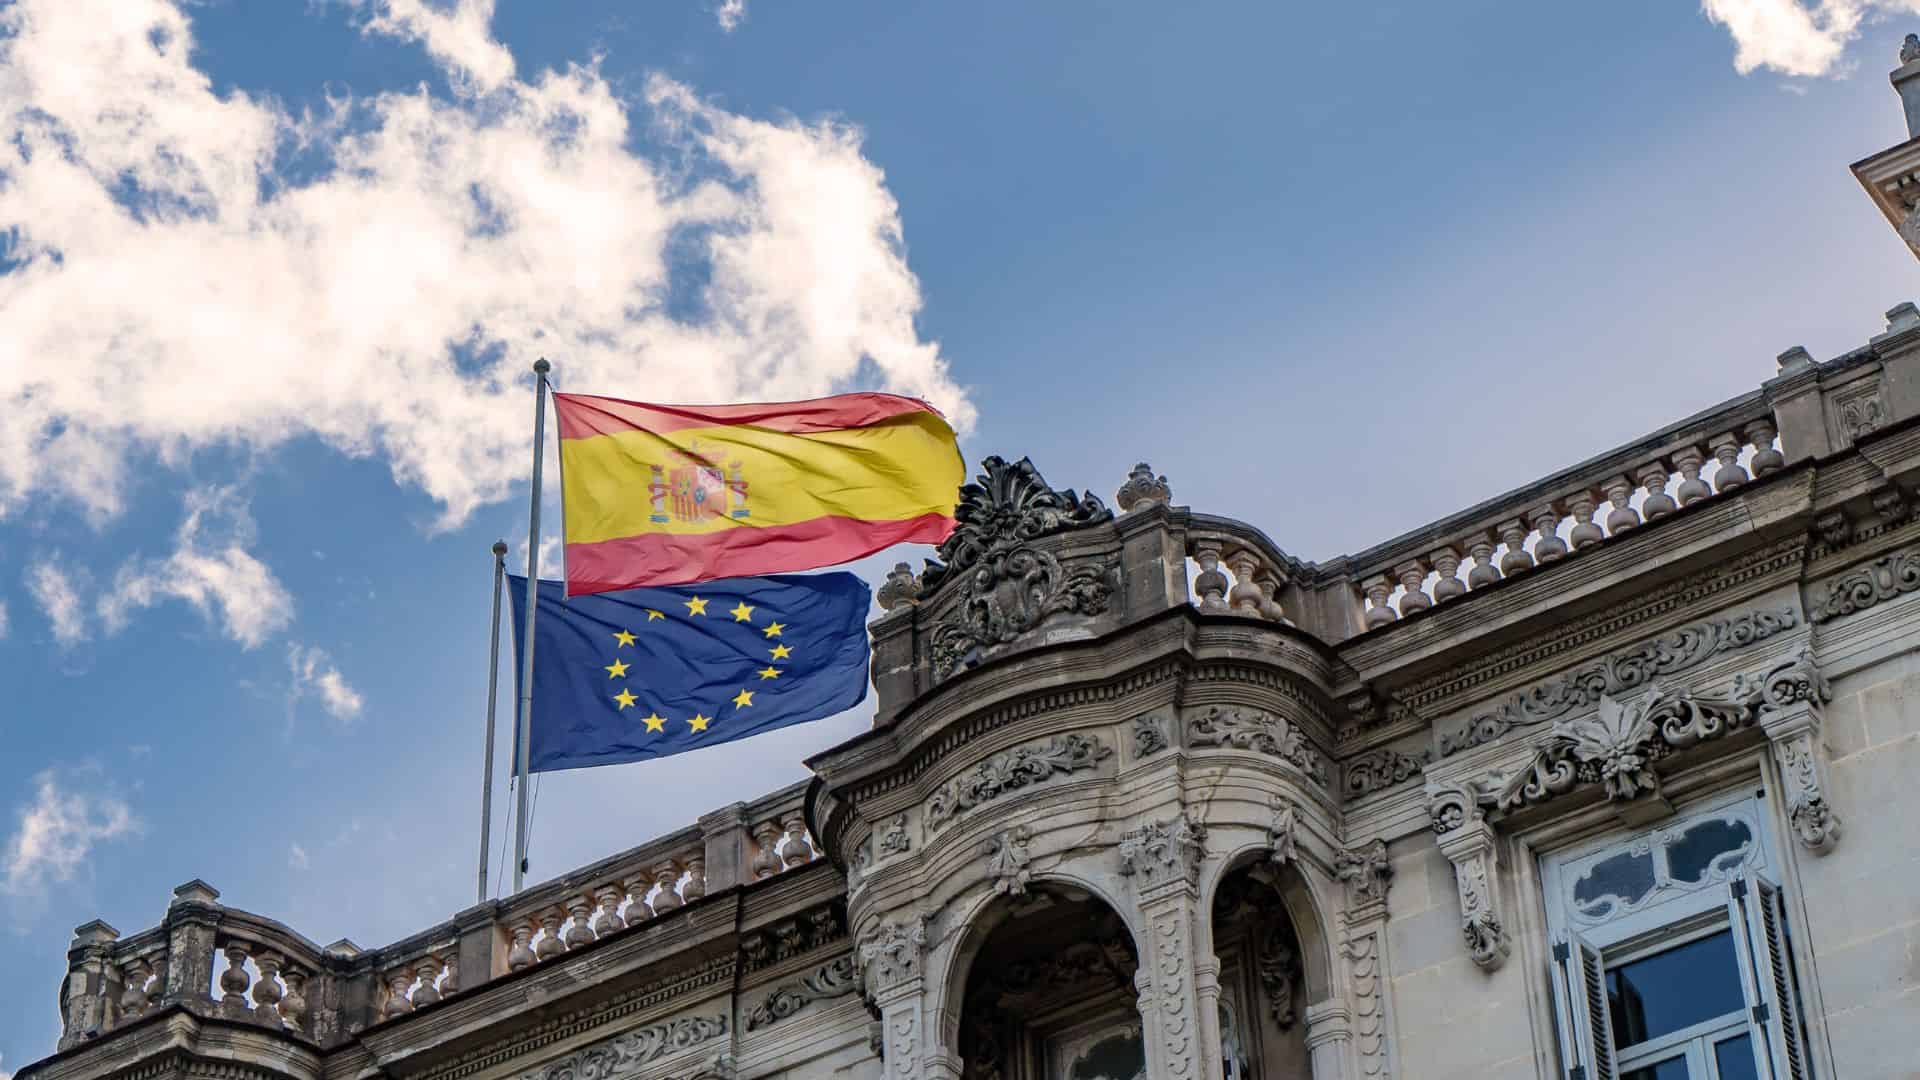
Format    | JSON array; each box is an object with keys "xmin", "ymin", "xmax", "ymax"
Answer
[
  {"xmin": 1118, "ymin": 813, "xmax": 1207, "ymax": 890},
  {"xmin": 512, "ymin": 1015, "xmax": 729, "ymax": 1080},
  {"xmin": 919, "ymin": 455, "xmax": 1112, "ymax": 595},
  {"xmin": 879, "ymin": 814, "xmax": 911, "ymax": 856},
  {"xmin": 746, "ymin": 955, "xmax": 860, "ymax": 1030},
  {"xmin": 858, "ymin": 917, "xmax": 928, "ymax": 992},
  {"xmin": 1268, "ymin": 797, "xmax": 1299, "ymax": 866},
  {"xmin": 1808, "ymin": 546, "xmax": 1920, "ymax": 623},
  {"xmin": 1133, "ymin": 713, "xmax": 1170, "ymax": 757},
  {"xmin": 1439, "ymin": 608, "xmax": 1797, "ymax": 756},
  {"xmin": 1187, "ymin": 706, "xmax": 1329, "ymax": 787},
  {"xmin": 1774, "ymin": 732, "xmax": 1842, "ymax": 854},
  {"xmin": 1425, "ymin": 783, "xmax": 1511, "ymax": 971},
  {"xmin": 985, "ymin": 826, "xmax": 1034, "ymax": 897},
  {"xmin": 1343, "ymin": 747, "xmax": 1430, "ymax": 798},
  {"xmin": 925, "ymin": 733, "xmax": 1112, "ymax": 832},
  {"xmin": 1335, "ymin": 839, "xmax": 1392, "ymax": 907},
  {"xmin": 927, "ymin": 547, "xmax": 1116, "ymax": 677}
]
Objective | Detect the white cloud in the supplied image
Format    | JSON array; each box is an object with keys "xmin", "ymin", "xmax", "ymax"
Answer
[
  {"xmin": 287, "ymin": 642, "xmax": 364, "ymax": 722},
  {"xmin": 715, "ymin": 0, "xmax": 748, "ymax": 32},
  {"xmin": 98, "ymin": 487, "xmax": 294, "ymax": 649},
  {"xmin": 288, "ymin": 843, "xmax": 310, "ymax": 871},
  {"xmin": 0, "ymin": 599, "xmax": 8, "ymax": 639},
  {"xmin": 2, "ymin": 769, "xmax": 140, "ymax": 898},
  {"xmin": 2, "ymin": 1051, "xmax": 13, "ymax": 1080},
  {"xmin": 25, "ymin": 557, "xmax": 87, "ymax": 645},
  {"xmin": 0, "ymin": 0, "xmax": 973, "ymax": 543},
  {"xmin": 1698, "ymin": 0, "xmax": 1920, "ymax": 77}
]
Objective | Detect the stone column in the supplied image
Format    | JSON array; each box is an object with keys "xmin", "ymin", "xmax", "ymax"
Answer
[
  {"xmin": 1120, "ymin": 813, "xmax": 1217, "ymax": 1080},
  {"xmin": 1303, "ymin": 998, "xmax": 1354, "ymax": 1080},
  {"xmin": 56, "ymin": 920, "xmax": 120, "ymax": 1050},
  {"xmin": 1334, "ymin": 842, "xmax": 1395, "ymax": 1080}
]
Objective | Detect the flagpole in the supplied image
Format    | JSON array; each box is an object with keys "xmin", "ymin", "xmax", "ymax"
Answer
[
  {"xmin": 477, "ymin": 538, "xmax": 508, "ymax": 905},
  {"xmin": 513, "ymin": 357, "xmax": 551, "ymax": 893}
]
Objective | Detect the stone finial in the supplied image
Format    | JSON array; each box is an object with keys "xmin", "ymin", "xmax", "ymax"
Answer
[
  {"xmin": 1776, "ymin": 345, "xmax": 1816, "ymax": 376},
  {"xmin": 876, "ymin": 563, "xmax": 919, "ymax": 611},
  {"xmin": 1116, "ymin": 462, "xmax": 1172, "ymax": 512},
  {"xmin": 1902, "ymin": 32, "xmax": 1920, "ymax": 65},
  {"xmin": 171, "ymin": 879, "xmax": 221, "ymax": 906}
]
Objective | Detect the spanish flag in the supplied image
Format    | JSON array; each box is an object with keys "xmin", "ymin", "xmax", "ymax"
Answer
[{"xmin": 554, "ymin": 392, "xmax": 963, "ymax": 595}]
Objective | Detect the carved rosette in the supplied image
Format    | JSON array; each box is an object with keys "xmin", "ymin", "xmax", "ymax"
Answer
[{"xmin": 1118, "ymin": 814, "xmax": 1207, "ymax": 893}]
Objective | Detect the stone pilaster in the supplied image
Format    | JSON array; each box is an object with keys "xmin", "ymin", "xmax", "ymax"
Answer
[
  {"xmin": 1304, "ymin": 997, "xmax": 1355, "ymax": 1080},
  {"xmin": 860, "ymin": 916, "xmax": 940, "ymax": 1079},
  {"xmin": 1335, "ymin": 842, "xmax": 1395, "ymax": 1080},
  {"xmin": 1118, "ymin": 813, "xmax": 1215, "ymax": 1080}
]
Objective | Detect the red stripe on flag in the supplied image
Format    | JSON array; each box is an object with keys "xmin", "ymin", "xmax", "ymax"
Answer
[
  {"xmin": 553, "ymin": 392, "xmax": 945, "ymax": 440},
  {"xmin": 564, "ymin": 512, "xmax": 956, "ymax": 595}
]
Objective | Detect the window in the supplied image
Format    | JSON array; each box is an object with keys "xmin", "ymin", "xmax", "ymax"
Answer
[{"xmin": 1542, "ymin": 791, "xmax": 1813, "ymax": 1080}]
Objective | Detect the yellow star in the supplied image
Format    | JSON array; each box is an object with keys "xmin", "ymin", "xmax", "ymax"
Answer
[
  {"xmin": 684, "ymin": 596, "xmax": 709, "ymax": 616},
  {"xmin": 769, "ymin": 644, "xmax": 793, "ymax": 660},
  {"xmin": 757, "ymin": 666, "xmax": 781, "ymax": 680},
  {"xmin": 732, "ymin": 689, "xmax": 755, "ymax": 709},
  {"xmin": 613, "ymin": 689, "xmax": 638, "ymax": 710},
  {"xmin": 646, "ymin": 609, "xmax": 665, "ymax": 621},
  {"xmin": 730, "ymin": 601, "xmax": 755, "ymax": 622},
  {"xmin": 762, "ymin": 621, "xmax": 784, "ymax": 638},
  {"xmin": 642, "ymin": 712, "xmax": 667, "ymax": 733},
  {"xmin": 605, "ymin": 658, "xmax": 630, "ymax": 679},
  {"xmin": 688, "ymin": 713, "xmax": 711, "ymax": 733},
  {"xmin": 612, "ymin": 629, "xmax": 636, "ymax": 647}
]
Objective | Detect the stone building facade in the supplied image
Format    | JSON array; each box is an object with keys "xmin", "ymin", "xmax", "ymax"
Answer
[{"xmin": 25, "ymin": 40, "xmax": 1920, "ymax": 1080}]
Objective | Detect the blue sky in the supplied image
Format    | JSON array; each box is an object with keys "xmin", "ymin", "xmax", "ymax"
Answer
[{"xmin": 3, "ymin": 0, "xmax": 1918, "ymax": 1065}]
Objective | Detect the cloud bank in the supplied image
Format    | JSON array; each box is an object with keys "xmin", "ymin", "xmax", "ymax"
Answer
[
  {"xmin": 2, "ymin": 769, "xmax": 140, "ymax": 899},
  {"xmin": 1700, "ymin": 0, "xmax": 1920, "ymax": 76},
  {"xmin": 0, "ymin": 0, "xmax": 970, "ymax": 638}
]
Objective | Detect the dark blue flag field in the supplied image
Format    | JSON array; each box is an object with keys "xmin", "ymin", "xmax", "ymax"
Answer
[{"xmin": 507, "ymin": 572, "xmax": 870, "ymax": 772}]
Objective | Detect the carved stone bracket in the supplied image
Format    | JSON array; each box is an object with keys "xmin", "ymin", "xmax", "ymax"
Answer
[
  {"xmin": 1757, "ymin": 690, "xmax": 1843, "ymax": 855},
  {"xmin": 1119, "ymin": 813, "xmax": 1207, "ymax": 894},
  {"xmin": 1425, "ymin": 785, "xmax": 1511, "ymax": 972},
  {"xmin": 925, "ymin": 732, "xmax": 1112, "ymax": 832}
]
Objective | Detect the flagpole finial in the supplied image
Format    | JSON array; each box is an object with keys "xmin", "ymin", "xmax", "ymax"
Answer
[
  {"xmin": 533, "ymin": 358, "xmax": 550, "ymax": 376},
  {"xmin": 492, "ymin": 539, "xmax": 509, "ymax": 558}
]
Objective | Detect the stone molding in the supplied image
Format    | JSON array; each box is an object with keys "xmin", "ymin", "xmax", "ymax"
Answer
[
  {"xmin": 1438, "ymin": 607, "xmax": 1799, "ymax": 757},
  {"xmin": 924, "ymin": 733, "xmax": 1112, "ymax": 833},
  {"xmin": 509, "ymin": 1015, "xmax": 728, "ymax": 1080},
  {"xmin": 1807, "ymin": 544, "xmax": 1920, "ymax": 622},
  {"xmin": 744, "ymin": 955, "xmax": 859, "ymax": 1031}
]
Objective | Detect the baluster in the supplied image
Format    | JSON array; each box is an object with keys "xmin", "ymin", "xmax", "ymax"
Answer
[
  {"xmin": 1602, "ymin": 475, "xmax": 1641, "ymax": 535},
  {"xmin": 1496, "ymin": 519, "xmax": 1534, "ymax": 576},
  {"xmin": 1466, "ymin": 532, "xmax": 1501, "ymax": 589},
  {"xmin": 750, "ymin": 821, "xmax": 784, "ymax": 879},
  {"xmin": 783, "ymin": 814, "xmax": 816, "ymax": 867},
  {"xmin": 1193, "ymin": 543, "xmax": 1229, "ymax": 612},
  {"xmin": 1530, "ymin": 503, "xmax": 1567, "ymax": 562},
  {"xmin": 624, "ymin": 875, "xmax": 656, "ymax": 922},
  {"xmin": 118, "ymin": 957, "xmax": 151, "ymax": 1019},
  {"xmin": 411, "ymin": 954, "xmax": 442, "ymax": 1008},
  {"xmin": 281, "ymin": 968, "xmax": 309, "ymax": 1029},
  {"xmin": 1637, "ymin": 460, "xmax": 1676, "ymax": 520},
  {"xmin": 1567, "ymin": 490, "xmax": 1604, "ymax": 550},
  {"xmin": 506, "ymin": 917, "xmax": 537, "ymax": 970},
  {"xmin": 382, "ymin": 966, "xmax": 415, "ymax": 1019},
  {"xmin": 1427, "ymin": 547, "xmax": 1464, "ymax": 603},
  {"xmin": 1393, "ymin": 559, "xmax": 1430, "ymax": 615},
  {"xmin": 1748, "ymin": 420, "xmax": 1784, "ymax": 476},
  {"xmin": 592, "ymin": 885, "xmax": 626, "ymax": 937},
  {"xmin": 1225, "ymin": 550, "xmax": 1263, "ymax": 616},
  {"xmin": 564, "ymin": 896, "xmax": 595, "ymax": 948},
  {"xmin": 682, "ymin": 855, "xmax": 707, "ymax": 901},
  {"xmin": 219, "ymin": 943, "xmax": 252, "ymax": 1019},
  {"xmin": 651, "ymin": 859, "xmax": 686, "ymax": 912},
  {"xmin": 1708, "ymin": 433, "xmax": 1748, "ymax": 493},
  {"xmin": 1253, "ymin": 569, "xmax": 1289, "ymax": 623},
  {"xmin": 1672, "ymin": 445, "xmax": 1711, "ymax": 505},
  {"xmin": 1361, "ymin": 575, "xmax": 1396, "ymax": 628},
  {"xmin": 534, "ymin": 907, "xmax": 566, "ymax": 961},
  {"xmin": 251, "ymin": 951, "xmax": 285, "ymax": 1025}
]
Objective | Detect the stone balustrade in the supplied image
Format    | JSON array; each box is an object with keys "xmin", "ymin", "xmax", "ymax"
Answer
[{"xmin": 51, "ymin": 782, "xmax": 821, "ymax": 1049}]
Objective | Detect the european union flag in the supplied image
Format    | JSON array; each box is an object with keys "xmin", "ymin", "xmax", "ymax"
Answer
[{"xmin": 508, "ymin": 572, "xmax": 871, "ymax": 772}]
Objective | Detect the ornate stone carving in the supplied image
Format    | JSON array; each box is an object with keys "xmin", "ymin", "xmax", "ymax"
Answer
[
  {"xmin": 1335, "ymin": 840, "xmax": 1392, "ymax": 907},
  {"xmin": 1814, "ymin": 509, "xmax": 1853, "ymax": 549},
  {"xmin": 1774, "ymin": 731, "xmax": 1842, "ymax": 854},
  {"xmin": 925, "ymin": 733, "xmax": 1112, "ymax": 832},
  {"xmin": 1147, "ymin": 907, "xmax": 1199, "ymax": 1078},
  {"xmin": 1132, "ymin": 713, "xmax": 1170, "ymax": 757},
  {"xmin": 920, "ymin": 455, "xmax": 1111, "ymax": 594},
  {"xmin": 1116, "ymin": 462, "xmax": 1172, "ymax": 511},
  {"xmin": 1118, "ymin": 814, "xmax": 1206, "ymax": 891},
  {"xmin": 1341, "ymin": 922, "xmax": 1391, "ymax": 1079},
  {"xmin": 878, "ymin": 814, "xmax": 911, "ymax": 857},
  {"xmin": 1268, "ymin": 797, "xmax": 1298, "ymax": 866},
  {"xmin": 1256, "ymin": 922, "xmax": 1300, "ymax": 1030},
  {"xmin": 739, "ymin": 902, "xmax": 844, "ymax": 972},
  {"xmin": 1809, "ymin": 546, "xmax": 1920, "ymax": 622},
  {"xmin": 1835, "ymin": 381, "xmax": 1888, "ymax": 440},
  {"xmin": 1439, "ymin": 608, "xmax": 1797, "ymax": 756},
  {"xmin": 1186, "ymin": 706, "xmax": 1328, "ymax": 787},
  {"xmin": 876, "ymin": 563, "xmax": 921, "ymax": 611},
  {"xmin": 1425, "ymin": 784, "xmax": 1510, "ymax": 971},
  {"xmin": 858, "ymin": 917, "xmax": 928, "ymax": 991},
  {"xmin": 511, "ymin": 1015, "xmax": 728, "ymax": 1080},
  {"xmin": 746, "ymin": 955, "xmax": 860, "ymax": 1030},
  {"xmin": 984, "ymin": 826, "xmax": 1034, "ymax": 897},
  {"xmin": 1342, "ymin": 747, "xmax": 1429, "ymax": 798}
]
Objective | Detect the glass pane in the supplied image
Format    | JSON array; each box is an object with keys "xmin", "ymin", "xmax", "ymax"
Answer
[
  {"xmin": 1714, "ymin": 1034, "xmax": 1760, "ymax": 1080},
  {"xmin": 1069, "ymin": 1031, "xmax": 1146, "ymax": 1080},
  {"xmin": 1666, "ymin": 818, "xmax": 1753, "ymax": 883},
  {"xmin": 1574, "ymin": 849, "xmax": 1658, "ymax": 917},
  {"xmin": 1607, "ymin": 930, "xmax": 1745, "ymax": 1048},
  {"xmin": 1621, "ymin": 1055, "xmax": 1691, "ymax": 1080}
]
